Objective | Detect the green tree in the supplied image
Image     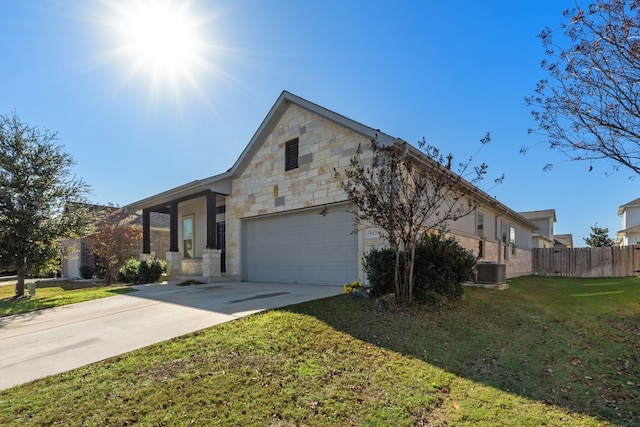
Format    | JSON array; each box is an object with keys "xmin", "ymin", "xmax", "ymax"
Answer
[
  {"xmin": 584, "ymin": 223, "xmax": 615, "ymax": 247},
  {"xmin": 526, "ymin": 0, "xmax": 640, "ymax": 175},
  {"xmin": 338, "ymin": 135, "xmax": 500, "ymax": 304},
  {"xmin": 0, "ymin": 112, "xmax": 92, "ymax": 297}
]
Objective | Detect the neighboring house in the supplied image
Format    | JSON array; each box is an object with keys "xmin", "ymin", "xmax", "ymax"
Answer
[
  {"xmin": 617, "ymin": 197, "xmax": 640, "ymax": 246},
  {"xmin": 519, "ymin": 209, "xmax": 556, "ymax": 248},
  {"xmin": 60, "ymin": 208, "xmax": 170, "ymax": 279},
  {"xmin": 125, "ymin": 91, "xmax": 539, "ymax": 285},
  {"xmin": 553, "ymin": 234, "xmax": 574, "ymax": 248}
]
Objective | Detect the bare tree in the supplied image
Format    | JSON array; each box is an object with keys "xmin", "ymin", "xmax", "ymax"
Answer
[
  {"xmin": 526, "ymin": 0, "xmax": 640, "ymax": 175},
  {"xmin": 338, "ymin": 135, "xmax": 499, "ymax": 304},
  {"xmin": 90, "ymin": 207, "xmax": 141, "ymax": 285}
]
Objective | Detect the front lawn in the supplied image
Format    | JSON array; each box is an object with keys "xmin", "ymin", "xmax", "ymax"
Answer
[
  {"xmin": 0, "ymin": 276, "xmax": 638, "ymax": 426},
  {"xmin": 0, "ymin": 280, "xmax": 136, "ymax": 317}
]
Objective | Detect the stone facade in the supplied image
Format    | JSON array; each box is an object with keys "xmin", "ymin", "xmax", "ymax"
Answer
[
  {"xmin": 127, "ymin": 91, "xmax": 539, "ymax": 284},
  {"xmin": 202, "ymin": 249, "xmax": 222, "ymax": 281},
  {"xmin": 224, "ymin": 103, "xmax": 373, "ymax": 281}
]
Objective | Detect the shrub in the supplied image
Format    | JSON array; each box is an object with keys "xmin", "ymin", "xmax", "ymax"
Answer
[
  {"xmin": 363, "ymin": 247, "xmax": 400, "ymax": 297},
  {"xmin": 363, "ymin": 233, "xmax": 476, "ymax": 304},
  {"xmin": 138, "ymin": 258, "xmax": 166, "ymax": 284},
  {"xmin": 118, "ymin": 258, "xmax": 140, "ymax": 284},
  {"xmin": 79, "ymin": 265, "xmax": 94, "ymax": 280},
  {"xmin": 412, "ymin": 233, "xmax": 477, "ymax": 302},
  {"xmin": 118, "ymin": 257, "xmax": 166, "ymax": 284}
]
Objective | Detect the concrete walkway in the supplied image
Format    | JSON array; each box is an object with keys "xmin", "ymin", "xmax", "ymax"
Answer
[{"xmin": 0, "ymin": 281, "xmax": 342, "ymax": 390}]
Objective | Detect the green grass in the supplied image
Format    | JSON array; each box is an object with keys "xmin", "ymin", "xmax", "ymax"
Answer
[
  {"xmin": 0, "ymin": 280, "xmax": 136, "ymax": 317},
  {"xmin": 0, "ymin": 276, "xmax": 639, "ymax": 426}
]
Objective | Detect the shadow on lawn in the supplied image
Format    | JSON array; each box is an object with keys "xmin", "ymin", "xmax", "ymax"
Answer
[
  {"xmin": 33, "ymin": 279, "xmax": 108, "ymax": 290},
  {"xmin": 285, "ymin": 284, "xmax": 640, "ymax": 426}
]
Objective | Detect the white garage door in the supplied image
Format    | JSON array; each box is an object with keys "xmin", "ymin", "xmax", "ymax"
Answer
[{"xmin": 242, "ymin": 208, "xmax": 358, "ymax": 286}]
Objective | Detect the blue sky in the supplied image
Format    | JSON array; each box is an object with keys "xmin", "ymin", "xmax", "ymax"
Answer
[{"xmin": 1, "ymin": 0, "xmax": 636, "ymax": 245}]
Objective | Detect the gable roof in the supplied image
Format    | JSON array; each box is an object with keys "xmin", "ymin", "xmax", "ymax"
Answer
[
  {"xmin": 124, "ymin": 91, "xmax": 537, "ymax": 231},
  {"xmin": 218, "ymin": 91, "xmax": 397, "ymax": 179},
  {"xmin": 618, "ymin": 197, "xmax": 640, "ymax": 215},
  {"xmin": 554, "ymin": 234, "xmax": 573, "ymax": 248},
  {"xmin": 126, "ymin": 91, "xmax": 397, "ymax": 212}
]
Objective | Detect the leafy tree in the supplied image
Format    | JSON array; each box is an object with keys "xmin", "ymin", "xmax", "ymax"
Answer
[
  {"xmin": 338, "ymin": 135, "xmax": 500, "ymax": 304},
  {"xmin": 90, "ymin": 207, "xmax": 142, "ymax": 285},
  {"xmin": 584, "ymin": 223, "xmax": 615, "ymax": 247},
  {"xmin": 526, "ymin": 0, "xmax": 640, "ymax": 175},
  {"xmin": 0, "ymin": 112, "xmax": 92, "ymax": 297}
]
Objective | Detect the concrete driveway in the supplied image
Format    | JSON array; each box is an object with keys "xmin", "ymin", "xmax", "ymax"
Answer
[{"xmin": 0, "ymin": 281, "xmax": 342, "ymax": 390}]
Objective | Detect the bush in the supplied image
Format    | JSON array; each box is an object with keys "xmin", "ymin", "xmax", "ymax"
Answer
[
  {"xmin": 412, "ymin": 233, "xmax": 477, "ymax": 302},
  {"xmin": 79, "ymin": 265, "xmax": 94, "ymax": 279},
  {"xmin": 138, "ymin": 258, "xmax": 166, "ymax": 284},
  {"xmin": 363, "ymin": 233, "xmax": 477, "ymax": 304},
  {"xmin": 363, "ymin": 247, "xmax": 400, "ymax": 297},
  {"xmin": 118, "ymin": 257, "xmax": 166, "ymax": 284},
  {"xmin": 118, "ymin": 258, "xmax": 140, "ymax": 284}
]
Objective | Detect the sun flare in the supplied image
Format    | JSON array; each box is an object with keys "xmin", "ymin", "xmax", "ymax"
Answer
[{"xmin": 105, "ymin": 0, "xmax": 214, "ymax": 99}]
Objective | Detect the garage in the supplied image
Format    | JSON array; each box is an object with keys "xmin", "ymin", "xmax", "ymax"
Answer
[{"xmin": 242, "ymin": 207, "xmax": 358, "ymax": 286}]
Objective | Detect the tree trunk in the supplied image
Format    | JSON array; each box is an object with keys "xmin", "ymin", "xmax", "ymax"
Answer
[
  {"xmin": 408, "ymin": 244, "xmax": 416, "ymax": 304},
  {"xmin": 394, "ymin": 247, "xmax": 401, "ymax": 298},
  {"xmin": 15, "ymin": 269, "xmax": 26, "ymax": 297}
]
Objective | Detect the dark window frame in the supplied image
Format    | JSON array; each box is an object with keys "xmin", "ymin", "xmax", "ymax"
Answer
[{"xmin": 285, "ymin": 138, "xmax": 299, "ymax": 171}]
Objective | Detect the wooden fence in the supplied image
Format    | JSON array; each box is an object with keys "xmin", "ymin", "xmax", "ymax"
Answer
[{"xmin": 532, "ymin": 246, "xmax": 640, "ymax": 278}]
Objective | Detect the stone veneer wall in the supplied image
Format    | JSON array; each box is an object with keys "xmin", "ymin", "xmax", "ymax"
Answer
[
  {"xmin": 134, "ymin": 228, "xmax": 170, "ymax": 261},
  {"xmin": 224, "ymin": 103, "xmax": 373, "ymax": 280}
]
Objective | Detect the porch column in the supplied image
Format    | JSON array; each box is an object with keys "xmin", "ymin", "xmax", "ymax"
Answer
[
  {"xmin": 202, "ymin": 248, "xmax": 221, "ymax": 282},
  {"xmin": 142, "ymin": 209, "xmax": 151, "ymax": 254},
  {"xmin": 169, "ymin": 201, "xmax": 179, "ymax": 252},
  {"xmin": 206, "ymin": 191, "xmax": 217, "ymax": 249},
  {"xmin": 166, "ymin": 201, "xmax": 182, "ymax": 277}
]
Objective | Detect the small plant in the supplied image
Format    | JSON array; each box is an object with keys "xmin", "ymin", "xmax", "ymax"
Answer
[
  {"xmin": 79, "ymin": 265, "xmax": 94, "ymax": 280},
  {"xmin": 373, "ymin": 293, "xmax": 397, "ymax": 312},
  {"xmin": 343, "ymin": 280, "xmax": 369, "ymax": 297}
]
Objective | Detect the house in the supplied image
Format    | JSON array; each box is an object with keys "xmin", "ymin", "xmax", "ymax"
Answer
[
  {"xmin": 617, "ymin": 197, "xmax": 640, "ymax": 245},
  {"xmin": 60, "ymin": 207, "xmax": 169, "ymax": 279},
  {"xmin": 125, "ymin": 91, "xmax": 538, "ymax": 285},
  {"xmin": 553, "ymin": 234, "xmax": 574, "ymax": 248},
  {"xmin": 519, "ymin": 209, "xmax": 556, "ymax": 248}
]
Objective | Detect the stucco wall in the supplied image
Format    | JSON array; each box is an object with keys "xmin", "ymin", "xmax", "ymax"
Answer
[
  {"xmin": 623, "ymin": 207, "xmax": 640, "ymax": 229},
  {"xmin": 177, "ymin": 198, "xmax": 207, "ymax": 259}
]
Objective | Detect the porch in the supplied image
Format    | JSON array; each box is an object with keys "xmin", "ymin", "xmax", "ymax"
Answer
[{"xmin": 138, "ymin": 188, "xmax": 228, "ymax": 283}]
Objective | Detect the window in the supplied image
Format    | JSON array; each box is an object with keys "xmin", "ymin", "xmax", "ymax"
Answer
[
  {"xmin": 285, "ymin": 138, "xmax": 299, "ymax": 171},
  {"xmin": 183, "ymin": 215, "xmax": 194, "ymax": 259},
  {"xmin": 215, "ymin": 205, "xmax": 226, "ymax": 214},
  {"xmin": 476, "ymin": 212, "xmax": 484, "ymax": 258},
  {"xmin": 502, "ymin": 222, "xmax": 509, "ymax": 259},
  {"xmin": 476, "ymin": 213, "xmax": 484, "ymax": 238},
  {"xmin": 510, "ymin": 226, "xmax": 517, "ymax": 256}
]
